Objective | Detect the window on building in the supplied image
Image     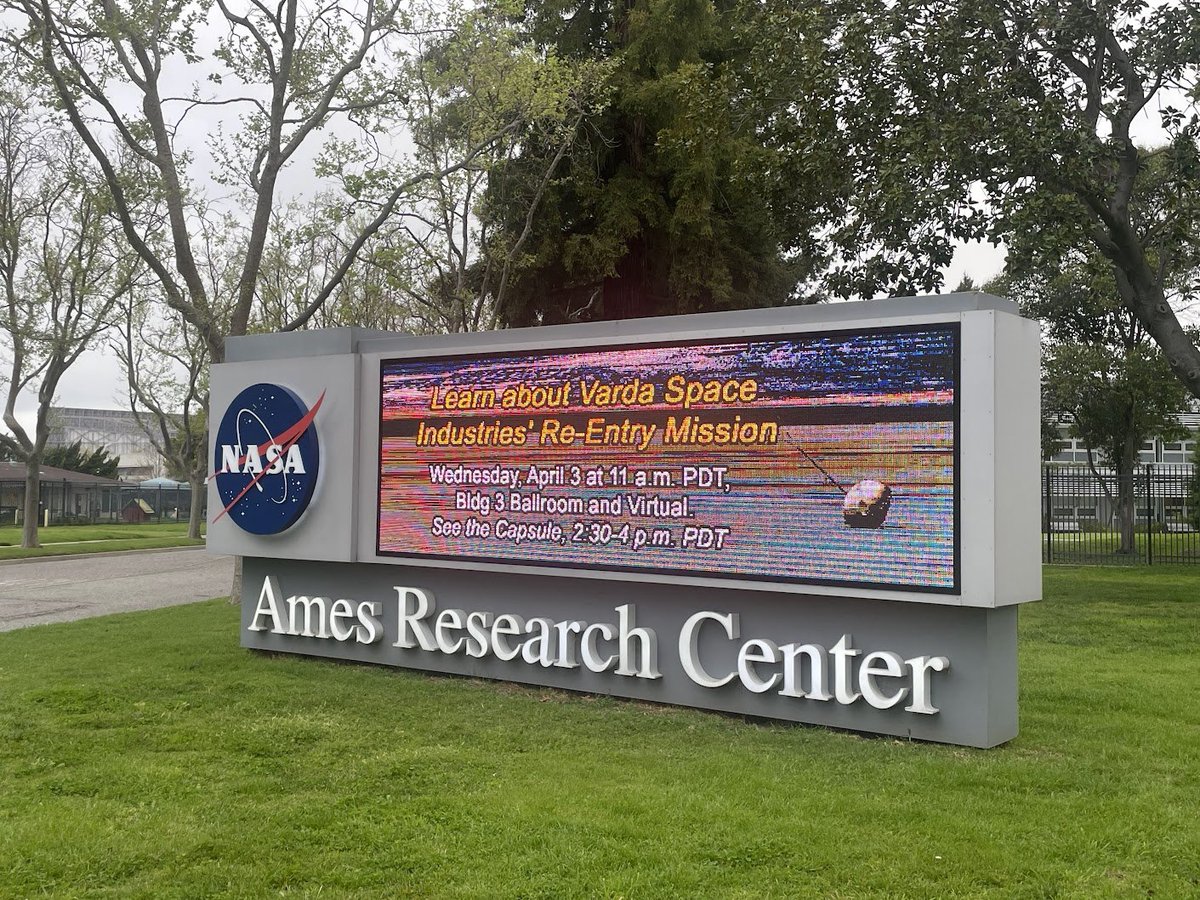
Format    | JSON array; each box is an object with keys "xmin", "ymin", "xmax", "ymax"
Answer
[
  {"xmin": 1161, "ymin": 440, "xmax": 1189, "ymax": 463},
  {"xmin": 1051, "ymin": 438, "xmax": 1092, "ymax": 464}
]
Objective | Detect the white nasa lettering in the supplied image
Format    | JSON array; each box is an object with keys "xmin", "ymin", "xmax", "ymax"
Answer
[
  {"xmin": 329, "ymin": 598, "xmax": 357, "ymax": 641},
  {"xmin": 265, "ymin": 444, "xmax": 286, "ymax": 474},
  {"xmin": 678, "ymin": 617, "xmax": 950, "ymax": 715},
  {"xmin": 219, "ymin": 442, "xmax": 307, "ymax": 476},
  {"xmin": 355, "ymin": 601, "xmax": 383, "ymax": 644},
  {"xmin": 393, "ymin": 587, "xmax": 437, "ymax": 651},
  {"xmin": 389, "ymin": 590, "xmax": 662, "ymax": 681},
  {"xmin": 220, "ymin": 444, "xmax": 241, "ymax": 474},
  {"xmin": 248, "ymin": 577, "xmax": 381, "ymax": 645},
  {"xmin": 283, "ymin": 444, "xmax": 306, "ymax": 474},
  {"xmin": 248, "ymin": 575, "xmax": 287, "ymax": 632},
  {"xmin": 286, "ymin": 595, "xmax": 331, "ymax": 638},
  {"xmin": 464, "ymin": 611, "xmax": 494, "ymax": 658},
  {"xmin": 251, "ymin": 580, "xmax": 952, "ymax": 718},
  {"xmin": 243, "ymin": 444, "xmax": 264, "ymax": 474}
]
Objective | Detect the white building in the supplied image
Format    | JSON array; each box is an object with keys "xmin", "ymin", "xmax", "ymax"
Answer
[
  {"xmin": 1044, "ymin": 412, "xmax": 1198, "ymax": 532},
  {"xmin": 1047, "ymin": 412, "xmax": 1198, "ymax": 467},
  {"xmin": 46, "ymin": 407, "xmax": 169, "ymax": 482}
]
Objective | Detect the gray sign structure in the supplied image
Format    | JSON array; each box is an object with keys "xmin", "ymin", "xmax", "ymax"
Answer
[{"xmin": 210, "ymin": 295, "xmax": 1042, "ymax": 748}]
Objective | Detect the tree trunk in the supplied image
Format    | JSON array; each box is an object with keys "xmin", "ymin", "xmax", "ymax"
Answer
[
  {"xmin": 1115, "ymin": 439, "xmax": 1140, "ymax": 555},
  {"xmin": 229, "ymin": 555, "xmax": 243, "ymax": 605},
  {"xmin": 1115, "ymin": 466, "xmax": 1136, "ymax": 554},
  {"xmin": 21, "ymin": 461, "xmax": 40, "ymax": 548},
  {"xmin": 603, "ymin": 238, "xmax": 648, "ymax": 319},
  {"xmin": 187, "ymin": 474, "xmax": 204, "ymax": 541},
  {"xmin": 1107, "ymin": 239, "xmax": 1200, "ymax": 402}
]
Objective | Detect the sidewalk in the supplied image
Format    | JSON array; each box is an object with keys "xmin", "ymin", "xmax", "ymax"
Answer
[{"xmin": 0, "ymin": 548, "xmax": 232, "ymax": 631}]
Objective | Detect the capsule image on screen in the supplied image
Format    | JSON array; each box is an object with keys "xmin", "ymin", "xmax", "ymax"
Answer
[
  {"xmin": 797, "ymin": 446, "xmax": 893, "ymax": 529},
  {"xmin": 841, "ymin": 479, "xmax": 893, "ymax": 529}
]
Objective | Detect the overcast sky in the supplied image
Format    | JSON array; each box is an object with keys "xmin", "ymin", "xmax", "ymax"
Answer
[{"xmin": 2, "ymin": 8, "xmax": 1186, "ymax": 440}]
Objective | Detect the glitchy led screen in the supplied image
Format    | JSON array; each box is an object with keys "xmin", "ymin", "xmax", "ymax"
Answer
[{"xmin": 377, "ymin": 324, "xmax": 959, "ymax": 592}]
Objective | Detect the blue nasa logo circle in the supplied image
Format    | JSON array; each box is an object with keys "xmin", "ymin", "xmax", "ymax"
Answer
[{"xmin": 213, "ymin": 383, "xmax": 322, "ymax": 535}]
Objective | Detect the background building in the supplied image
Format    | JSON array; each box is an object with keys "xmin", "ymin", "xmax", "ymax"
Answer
[
  {"xmin": 1046, "ymin": 412, "xmax": 1199, "ymax": 467},
  {"xmin": 1044, "ymin": 412, "xmax": 1198, "ymax": 533},
  {"xmin": 0, "ymin": 466, "xmax": 202, "ymax": 526},
  {"xmin": 46, "ymin": 407, "xmax": 169, "ymax": 482}
]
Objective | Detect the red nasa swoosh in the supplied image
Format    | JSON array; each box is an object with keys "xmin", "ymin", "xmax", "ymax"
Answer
[{"xmin": 211, "ymin": 390, "xmax": 325, "ymax": 524}]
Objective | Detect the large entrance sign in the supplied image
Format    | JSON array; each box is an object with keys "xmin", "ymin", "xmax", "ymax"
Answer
[{"xmin": 209, "ymin": 296, "xmax": 1041, "ymax": 747}]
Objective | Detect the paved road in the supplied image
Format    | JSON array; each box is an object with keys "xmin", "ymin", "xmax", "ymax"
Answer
[{"xmin": 0, "ymin": 548, "xmax": 233, "ymax": 632}]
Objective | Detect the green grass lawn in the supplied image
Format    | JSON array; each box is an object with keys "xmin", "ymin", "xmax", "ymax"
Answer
[
  {"xmin": 0, "ymin": 523, "xmax": 203, "ymax": 559},
  {"xmin": 0, "ymin": 567, "xmax": 1197, "ymax": 897}
]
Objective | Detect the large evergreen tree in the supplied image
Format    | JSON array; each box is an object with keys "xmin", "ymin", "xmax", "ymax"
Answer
[
  {"xmin": 42, "ymin": 441, "xmax": 121, "ymax": 479},
  {"xmin": 485, "ymin": 0, "xmax": 840, "ymax": 325}
]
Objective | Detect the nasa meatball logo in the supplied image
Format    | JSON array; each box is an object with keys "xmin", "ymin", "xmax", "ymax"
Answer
[{"xmin": 212, "ymin": 383, "xmax": 324, "ymax": 535}]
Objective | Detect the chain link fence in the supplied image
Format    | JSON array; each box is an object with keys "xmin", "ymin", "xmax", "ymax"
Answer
[{"xmin": 1042, "ymin": 464, "xmax": 1198, "ymax": 565}]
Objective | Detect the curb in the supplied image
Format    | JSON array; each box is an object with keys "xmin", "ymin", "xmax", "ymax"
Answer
[{"xmin": 0, "ymin": 543, "xmax": 211, "ymax": 566}]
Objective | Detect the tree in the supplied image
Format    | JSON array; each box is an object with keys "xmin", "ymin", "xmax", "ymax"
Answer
[
  {"xmin": 7, "ymin": 0, "xmax": 596, "ymax": 595},
  {"xmin": 42, "ymin": 441, "xmax": 121, "ymax": 479},
  {"xmin": 367, "ymin": 7, "xmax": 609, "ymax": 333},
  {"xmin": 1045, "ymin": 343, "xmax": 1187, "ymax": 551},
  {"xmin": 1040, "ymin": 413, "xmax": 1068, "ymax": 462},
  {"xmin": 483, "ymin": 0, "xmax": 846, "ymax": 325},
  {"xmin": 6, "ymin": 0, "xmax": 548, "ymax": 361},
  {"xmin": 995, "ymin": 256, "xmax": 1192, "ymax": 552},
  {"xmin": 247, "ymin": 11, "xmax": 608, "ymax": 336},
  {"xmin": 836, "ymin": 0, "xmax": 1200, "ymax": 398},
  {"xmin": 0, "ymin": 91, "xmax": 131, "ymax": 547},
  {"xmin": 485, "ymin": 0, "xmax": 1030, "ymax": 326},
  {"xmin": 234, "ymin": 199, "xmax": 400, "ymax": 332},
  {"xmin": 114, "ymin": 259, "xmax": 223, "ymax": 543}
]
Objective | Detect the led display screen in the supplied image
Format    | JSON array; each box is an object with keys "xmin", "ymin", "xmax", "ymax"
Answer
[{"xmin": 377, "ymin": 324, "xmax": 959, "ymax": 592}]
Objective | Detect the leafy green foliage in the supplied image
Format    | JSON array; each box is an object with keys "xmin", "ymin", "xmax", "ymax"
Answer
[
  {"xmin": 0, "ymin": 78, "xmax": 132, "ymax": 549},
  {"xmin": 997, "ymin": 254, "xmax": 1191, "ymax": 550},
  {"xmin": 1043, "ymin": 342, "xmax": 1189, "ymax": 469},
  {"xmin": 42, "ymin": 441, "xmax": 120, "ymax": 479},
  {"xmin": 1001, "ymin": 253, "xmax": 1191, "ymax": 473},
  {"xmin": 828, "ymin": 0, "xmax": 1200, "ymax": 396},
  {"xmin": 487, "ymin": 0, "xmax": 838, "ymax": 324},
  {"xmin": 253, "ymin": 1, "xmax": 610, "ymax": 335},
  {"xmin": 1040, "ymin": 414, "xmax": 1067, "ymax": 461}
]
